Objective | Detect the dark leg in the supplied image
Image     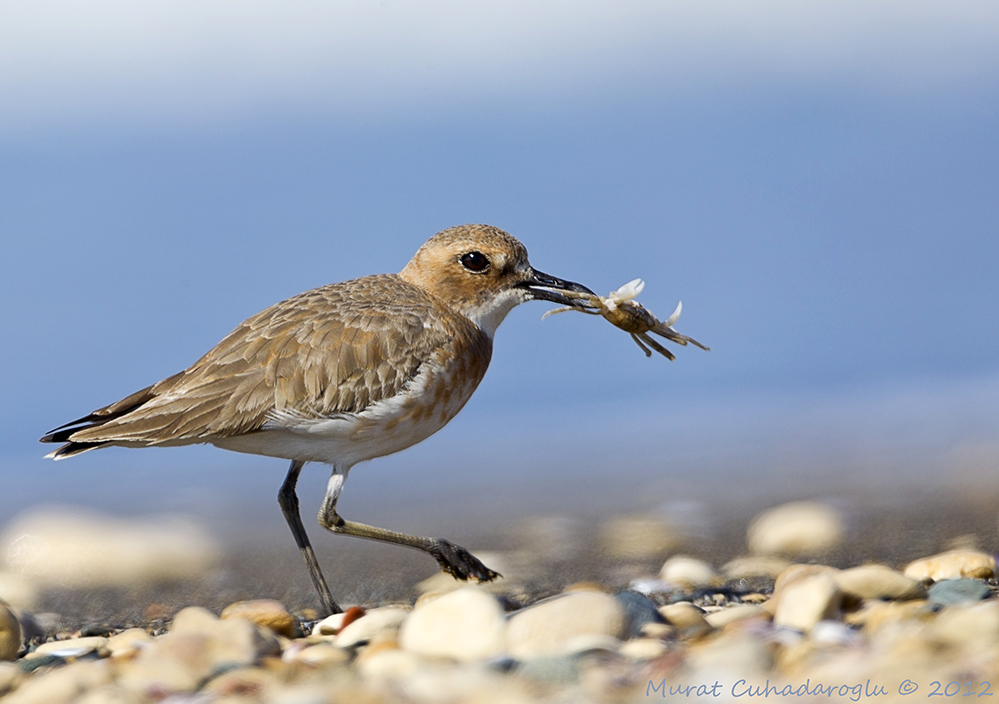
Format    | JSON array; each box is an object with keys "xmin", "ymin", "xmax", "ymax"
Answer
[
  {"xmin": 278, "ymin": 460, "xmax": 341, "ymax": 615},
  {"xmin": 316, "ymin": 467, "xmax": 500, "ymax": 582}
]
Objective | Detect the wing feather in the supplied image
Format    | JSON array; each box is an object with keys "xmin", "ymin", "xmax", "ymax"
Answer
[{"xmin": 43, "ymin": 275, "xmax": 472, "ymax": 453}]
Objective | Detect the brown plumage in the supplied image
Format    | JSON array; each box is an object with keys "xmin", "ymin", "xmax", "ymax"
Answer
[
  {"xmin": 42, "ymin": 274, "xmax": 489, "ymax": 457},
  {"xmin": 40, "ymin": 223, "xmax": 595, "ymax": 615}
]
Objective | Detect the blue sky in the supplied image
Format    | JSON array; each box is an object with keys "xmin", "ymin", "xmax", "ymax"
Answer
[{"xmin": 2, "ymin": 1, "xmax": 998, "ymax": 530}]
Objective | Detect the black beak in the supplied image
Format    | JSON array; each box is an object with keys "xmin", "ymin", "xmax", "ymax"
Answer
[{"xmin": 516, "ymin": 268, "xmax": 596, "ymax": 307}]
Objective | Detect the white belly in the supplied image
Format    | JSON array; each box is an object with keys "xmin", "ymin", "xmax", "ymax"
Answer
[{"xmin": 211, "ymin": 362, "xmax": 479, "ymax": 467}]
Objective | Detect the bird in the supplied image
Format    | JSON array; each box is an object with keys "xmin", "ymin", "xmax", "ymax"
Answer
[{"xmin": 40, "ymin": 224, "xmax": 595, "ymax": 616}]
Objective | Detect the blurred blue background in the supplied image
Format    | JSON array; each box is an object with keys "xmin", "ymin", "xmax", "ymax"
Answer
[{"xmin": 2, "ymin": 1, "xmax": 998, "ymax": 545}]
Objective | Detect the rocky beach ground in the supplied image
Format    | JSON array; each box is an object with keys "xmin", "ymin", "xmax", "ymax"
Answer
[{"xmin": 3, "ymin": 497, "xmax": 999, "ymax": 703}]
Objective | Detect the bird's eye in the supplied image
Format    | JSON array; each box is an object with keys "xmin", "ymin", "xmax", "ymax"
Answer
[{"xmin": 460, "ymin": 251, "xmax": 490, "ymax": 273}]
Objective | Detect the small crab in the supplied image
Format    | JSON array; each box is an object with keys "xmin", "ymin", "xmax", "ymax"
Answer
[{"xmin": 543, "ymin": 279, "xmax": 709, "ymax": 360}]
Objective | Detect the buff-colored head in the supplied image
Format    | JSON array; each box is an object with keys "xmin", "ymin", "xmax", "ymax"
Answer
[{"xmin": 399, "ymin": 224, "xmax": 593, "ymax": 337}]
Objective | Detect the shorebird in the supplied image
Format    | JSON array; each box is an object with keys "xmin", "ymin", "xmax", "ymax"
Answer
[{"xmin": 41, "ymin": 224, "xmax": 594, "ymax": 615}]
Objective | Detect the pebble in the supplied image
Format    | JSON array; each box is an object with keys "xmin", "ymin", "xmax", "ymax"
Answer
[
  {"xmin": 810, "ymin": 620, "xmax": 862, "ymax": 646},
  {"xmin": 116, "ymin": 606, "xmax": 281, "ymax": 693},
  {"xmin": 201, "ymin": 666, "xmax": 281, "ymax": 699},
  {"xmin": 619, "ymin": 637, "xmax": 669, "ymax": 660},
  {"xmin": 843, "ymin": 599, "xmax": 930, "ymax": 633},
  {"xmin": 600, "ymin": 515, "xmax": 682, "ymax": 560},
  {"xmin": 1, "ymin": 507, "xmax": 218, "ymax": 589},
  {"xmin": 515, "ymin": 655, "xmax": 580, "ymax": 684},
  {"xmin": 10, "ymin": 541, "xmax": 999, "ymax": 702},
  {"xmin": 0, "ymin": 662, "xmax": 22, "ymax": 696},
  {"xmin": 746, "ymin": 501, "xmax": 844, "ymax": 557},
  {"xmin": 335, "ymin": 605, "xmax": 410, "ymax": 648},
  {"xmin": 772, "ymin": 573, "xmax": 842, "ymax": 632},
  {"xmin": 705, "ymin": 604, "xmax": 767, "ymax": 629},
  {"xmin": 904, "ymin": 549, "xmax": 997, "ymax": 581},
  {"xmin": 659, "ymin": 602, "xmax": 713, "ymax": 638},
  {"xmin": 640, "ymin": 622, "xmax": 678, "ymax": 639},
  {"xmin": 288, "ymin": 642, "xmax": 351, "ymax": 667},
  {"xmin": 615, "ymin": 590, "xmax": 666, "ymax": 638},
  {"xmin": 0, "ymin": 574, "xmax": 38, "ymax": 611},
  {"xmin": 768, "ymin": 563, "xmax": 839, "ymax": 613},
  {"xmin": 31, "ymin": 636, "xmax": 108, "ymax": 659},
  {"xmin": 221, "ymin": 599, "xmax": 297, "ymax": 638},
  {"xmin": 105, "ymin": 629, "xmax": 152, "ymax": 659},
  {"xmin": 312, "ymin": 606, "xmax": 362, "ymax": 636},
  {"xmin": 0, "ymin": 604, "xmax": 21, "ymax": 662},
  {"xmin": 659, "ymin": 555, "xmax": 719, "ymax": 587},
  {"xmin": 834, "ymin": 564, "xmax": 927, "ymax": 601},
  {"xmin": 356, "ymin": 645, "xmax": 423, "ymax": 680},
  {"xmin": 927, "ymin": 578, "xmax": 991, "ymax": 606},
  {"xmin": 399, "ymin": 587, "xmax": 506, "ymax": 661},
  {"xmin": 686, "ymin": 630, "xmax": 774, "ymax": 678},
  {"xmin": 2, "ymin": 659, "xmax": 111, "ymax": 704},
  {"xmin": 929, "ymin": 601, "xmax": 999, "ymax": 649},
  {"xmin": 505, "ymin": 590, "xmax": 627, "ymax": 659}
]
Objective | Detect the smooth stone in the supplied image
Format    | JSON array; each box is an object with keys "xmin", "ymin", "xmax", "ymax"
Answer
[
  {"xmin": 834, "ymin": 564, "xmax": 927, "ymax": 601},
  {"xmin": 311, "ymin": 607, "xmax": 361, "ymax": 636},
  {"xmin": 0, "ymin": 605, "xmax": 21, "ymax": 661},
  {"xmin": 686, "ymin": 630, "xmax": 774, "ymax": 677},
  {"xmin": 117, "ymin": 606, "xmax": 280, "ymax": 694},
  {"xmin": 810, "ymin": 620, "xmax": 862, "ymax": 646},
  {"xmin": 747, "ymin": 501, "xmax": 844, "ymax": 557},
  {"xmin": 202, "ymin": 666, "xmax": 281, "ymax": 699},
  {"xmin": 705, "ymin": 604, "xmax": 767, "ymax": 629},
  {"xmin": 221, "ymin": 599, "xmax": 297, "ymax": 638},
  {"xmin": 399, "ymin": 586, "xmax": 506, "ymax": 662},
  {"xmin": 772, "ymin": 573, "xmax": 842, "ymax": 632},
  {"xmin": 2, "ymin": 659, "xmax": 111, "ymax": 704},
  {"xmin": 927, "ymin": 578, "xmax": 990, "ymax": 606},
  {"xmin": 400, "ymin": 665, "xmax": 523, "ymax": 704},
  {"xmin": 289, "ymin": 642, "xmax": 351, "ymax": 667},
  {"xmin": 0, "ymin": 662, "xmax": 22, "ymax": 696},
  {"xmin": 615, "ymin": 591, "xmax": 666, "ymax": 638},
  {"xmin": 767, "ymin": 564, "xmax": 840, "ymax": 614},
  {"xmin": 640, "ymin": 622, "xmax": 678, "ymax": 639},
  {"xmin": 356, "ymin": 646, "xmax": 424, "ymax": 680},
  {"xmin": 0, "ymin": 574, "xmax": 38, "ymax": 611},
  {"xmin": 1, "ymin": 507, "xmax": 218, "ymax": 589},
  {"xmin": 929, "ymin": 601, "xmax": 999, "ymax": 649},
  {"xmin": 904, "ymin": 550, "xmax": 997, "ymax": 582},
  {"xmin": 563, "ymin": 634, "xmax": 622, "ymax": 655},
  {"xmin": 506, "ymin": 590, "xmax": 627, "ymax": 659},
  {"xmin": 515, "ymin": 655, "xmax": 580, "ymax": 684},
  {"xmin": 628, "ymin": 578, "xmax": 676, "ymax": 596},
  {"xmin": 600, "ymin": 515, "xmax": 683, "ymax": 560},
  {"xmin": 32, "ymin": 636, "xmax": 108, "ymax": 658},
  {"xmin": 106, "ymin": 628, "xmax": 153, "ymax": 659},
  {"xmin": 619, "ymin": 637, "xmax": 669, "ymax": 660},
  {"xmin": 843, "ymin": 599, "xmax": 930, "ymax": 633},
  {"xmin": 722, "ymin": 555, "xmax": 791, "ymax": 580},
  {"xmin": 658, "ymin": 602, "xmax": 712, "ymax": 638},
  {"xmin": 335, "ymin": 605, "xmax": 410, "ymax": 648},
  {"xmin": 659, "ymin": 555, "xmax": 719, "ymax": 588}
]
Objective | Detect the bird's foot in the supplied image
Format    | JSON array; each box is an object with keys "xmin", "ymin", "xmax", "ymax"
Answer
[{"xmin": 428, "ymin": 539, "xmax": 501, "ymax": 582}]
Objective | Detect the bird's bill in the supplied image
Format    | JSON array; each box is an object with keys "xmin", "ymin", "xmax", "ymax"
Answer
[{"xmin": 517, "ymin": 269, "xmax": 596, "ymax": 307}]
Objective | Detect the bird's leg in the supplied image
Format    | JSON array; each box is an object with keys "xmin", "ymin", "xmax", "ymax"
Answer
[
  {"xmin": 278, "ymin": 460, "xmax": 341, "ymax": 616},
  {"xmin": 317, "ymin": 468, "xmax": 501, "ymax": 583}
]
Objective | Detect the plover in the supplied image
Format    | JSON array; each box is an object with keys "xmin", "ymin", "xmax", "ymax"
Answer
[{"xmin": 41, "ymin": 224, "xmax": 594, "ymax": 615}]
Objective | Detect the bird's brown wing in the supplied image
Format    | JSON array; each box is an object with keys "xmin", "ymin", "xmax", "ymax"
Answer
[{"xmin": 42, "ymin": 275, "xmax": 476, "ymax": 457}]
